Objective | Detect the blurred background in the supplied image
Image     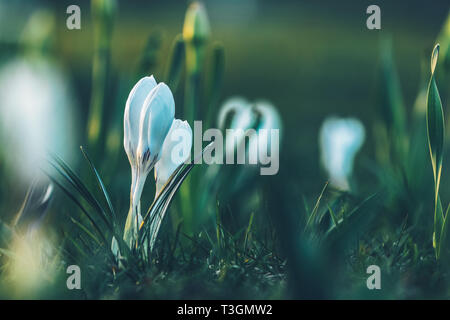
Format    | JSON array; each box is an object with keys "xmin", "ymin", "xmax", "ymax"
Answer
[
  {"xmin": 0, "ymin": 0, "xmax": 449, "ymax": 299},
  {"xmin": 1, "ymin": 0, "xmax": 448, "ymax": 193}
]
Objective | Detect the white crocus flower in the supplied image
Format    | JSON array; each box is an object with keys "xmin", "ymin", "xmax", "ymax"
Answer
[
  {"xmin": 146, "ymin": 119, "xmax": 192, "ymax": 251},
  {"xmin": 0, "ymin": 58, "xmax": 76, "ymax": 183},
  {"xmin": 319, "ymin": 117, "xmax": 365, "ymax": 191},
  {"xmin": 124, "ymin": 76, "xmax": 157, "ymax": 203},
  {"xmin": 133, "ymin": 82, "xmax": 175, "ymax": 207},
  {"xmin": 124, "ymin": 76, "xmax": 157, "ymax": 165},
  {"xmin": 218, "ymin": 97, "xmax": 282, "ymax": 166},
  {"xmin": 154, "ymin": 119, "xmax": 193, "ymax": 196},
  {"xmin": 122, "ymin": 76, "xmax": 175, "ymax": 248}
]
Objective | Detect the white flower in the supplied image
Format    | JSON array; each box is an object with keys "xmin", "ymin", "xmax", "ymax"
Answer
[
  {"xmin": 124, "ymin": 76, "xmax": 157, "ymax": 166},
  {"xmin": 319, "ymin": 117, "xmax": 365, "ymax": 191},
  {"xmin": 218, "ymin": 97, "xmax": 282, "ymax": 165},
  {"xmin": 154, "ymin": 119, "xmax": 193, "ymax": 196},
  {"xmin": 0, "ymin": 58, "xmax": 76, "ymax": 182},
  {"xmin": 122, "ymin": 76, "xmax": 175, "ymax": 248},
  {"xmin": 123, "ymin": 76, "xmax": 158, "ymax": 220},
  {"xmin": 132, "ymin": 82, "xmax": 175, "ymax": 206}
]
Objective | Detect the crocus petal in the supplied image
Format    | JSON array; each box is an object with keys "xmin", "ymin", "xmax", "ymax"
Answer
[
  {"xmin": 132, "ymin": 82, "xmax": 175, "ymax": 210},
  {"xmin": 136, "ymin": 82, "xmax": 175, "ymax": 172},
  {"xmin": 124, "ymin": 76, "xmax": 157, "ymax": 164},
  {"xmin": 155, "ymin": 119, "xmax": 193, "ymax": 196}
]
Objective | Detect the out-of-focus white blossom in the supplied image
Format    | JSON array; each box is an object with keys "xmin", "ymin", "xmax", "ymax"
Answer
[
  {"xmin": 319, "ymin": 117, "xmax": 365, "ymax": 191},
  {"xmin": 0, "ymin": 58, "xmax": 76, "ymax": 182}
]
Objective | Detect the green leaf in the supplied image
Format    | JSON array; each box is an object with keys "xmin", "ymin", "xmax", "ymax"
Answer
[
  {"xmin": 305, "ymin": 181, "xmax": 328, "ymax": 231},
  {"xmin": 165, "ymin": 34, "xmax": 185, "ymax": 90},
  {"xmin": 426, "ymin": 44, "xmax": 444, "ymax": 194},
  {"xmin": 80, "ymin": 146, "xmax": 116, "ymax": 224},
  {"xmin": 243, "ymin": 212, "xmax": 254, "ymax": 252},
  {"xmin": 325, "ymin": 192, "xmax": 378, "ymax": 237},
  {"xmin": 46, "ymin": 153, "xmax": 133, "ymax": 263},
  {"xmin": 48, "ymin": 153, "xmax": 113, "ymax": 232},
  {"xmin": 327, "ymin": 204, "xmax": 338, "ymax": 228},
  {"xmin": 70, "ymin": 217, "xmax": 102, "ymax": 246},
  {"xmin": 426, "ymin": 44, "xmax": 446, "ymax": 260}
]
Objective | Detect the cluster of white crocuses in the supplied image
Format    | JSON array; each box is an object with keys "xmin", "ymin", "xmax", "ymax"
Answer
[
  {"xmin": 319, "ymin": 117, "xmax": 365, "ymax": 191},
  {"xmin": 122, "ymin": 75, "xmax": 192, "ymax": 249}
]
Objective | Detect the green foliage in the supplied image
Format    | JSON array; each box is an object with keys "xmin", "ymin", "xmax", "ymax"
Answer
[{"xmin": 426, "ymin": 44, "xmax": 449, "ymax": 260}]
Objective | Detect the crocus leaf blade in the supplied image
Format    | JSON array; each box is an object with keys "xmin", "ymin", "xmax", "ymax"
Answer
[{"xmin": 426, "ymin": 76, "xmax": 444, "ymax": 190}]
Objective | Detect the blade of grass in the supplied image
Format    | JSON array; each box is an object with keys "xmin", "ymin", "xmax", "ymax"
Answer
[
  {"xmin": 325, "ymin": 192, "xmax": 378, "ymax": 236},
  {"xmin": 327, "ymin": 204, "xmax": 339, "ymax": 228},
  {"xmin": 48, "ymin": 153, "xmax": 112, "ymax": 232},
  {"xmin": 80, "ymin": 146, "xmax": 116, "ymax": 224},
  {"xmin": 305, "ymin": 181, "xmax": 329, "ymax": 231},
  {"xmin": 243, "ymin": 212, "xmax": 255, "ymax": 252},
  {"xmin": 70, "ymin": 217, "xmax": 102, "ymax": 246}
]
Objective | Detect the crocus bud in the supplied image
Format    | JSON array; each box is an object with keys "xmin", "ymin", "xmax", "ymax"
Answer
[
  {"xmin": 123, "ymin": 76, "xmax": 157, "ymax": 166},
  {"xmin": 154, "ymin": 119, "xmax": 193, "ymax": 196},
  {"xmin": 123, "ymin": 76, "xmax": 157, "ymax": 230},
  {"xmin": 133, "ymin": 83, "xmax": 175, "ymax": 201},
  {"xmin": 319, "ymin": 117, "xmax": 365, "ymax": 191},
  {"xmin": 182, "ymin": 2, "xmax": 211, "ymax": 44},
  {"xmin": 183, "ymin": 2, "xmax": 210, "ymax": 75},
  {"xmin": 91, "ymin": 0, "xmax": 117, "ymax": 41}
]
